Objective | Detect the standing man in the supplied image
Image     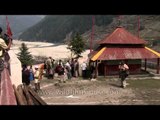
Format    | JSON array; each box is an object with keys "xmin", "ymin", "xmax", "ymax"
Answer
[
  {"xmin": 39, "ymin": 63, "xmax": 45, "ymax": 80},
  {"xmin": 74, "ymin": 59, "xmax": 79, "ymax": 77},
  {"xmin": 0, "ymin": 27, "xmax": 12, "ymax": 79},
  {"xmin": 65, "ymin": 60, "xmax": 72, "ymax": 79},
  {"xmin": 90, "ymin": 64, "xmax": 95, "ymax": 80},
  {"xmin": 70, "ymin": 58, "xmax": 75, "ymax": 77},
  {"xmin": 51, "ymin": 58, "xmax": 55, "ymax": 79},
  {"xmin": 46, "ymin": 57, "xmax": 52, "ymax": 79},
  {"xmin": 34, "ymin": 66, "xmax": 41, "ymax": 92},
  {"xmin": 22, "ymin": 64, "xmax": 30, "ymax": 86},
  {"xmin": 119, "ymin": 61, "xmax": 129, "ymax": 88},
  {"xmin": 29, "ymin": 65, "xmax": 34, "ymax": 82},
  {"xmin": 81, "ymin": 62, "xmax": 87, "ymax": 79}
]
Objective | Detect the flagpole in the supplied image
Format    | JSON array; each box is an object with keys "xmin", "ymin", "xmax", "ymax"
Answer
[
  {"xmin": 6, "ymin": 16, "xmax": 8, "ymax": 34},
  {"xmin": 118, "ymin": 15, "xmax": 121, "ymax": 26},
  {"xmin": 138, "ymin": 15, "xmax": 140, "ymax": 38},
  {"xmin": 90, "ymin": 15, "xmax": 95, "ymax": 53}
]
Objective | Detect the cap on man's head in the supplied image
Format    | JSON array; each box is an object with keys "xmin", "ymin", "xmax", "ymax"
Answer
[{"xmin": 35, "ymin": 65, "xmax": 39, "ymax": 69}]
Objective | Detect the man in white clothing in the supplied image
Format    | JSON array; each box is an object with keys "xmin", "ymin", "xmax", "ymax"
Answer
[{"xmin": 81, "ymin": 62, "xmax": 87, "ymax": 79}]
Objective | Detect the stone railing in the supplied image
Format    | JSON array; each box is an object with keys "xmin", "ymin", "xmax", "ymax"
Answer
[
  {"xmin": 0, "ymin": 50, "xmax": 22, "ymax": 105},
  {"xmin": 0, "ymin": 64, "xmax": 17, "ymax": 105}
]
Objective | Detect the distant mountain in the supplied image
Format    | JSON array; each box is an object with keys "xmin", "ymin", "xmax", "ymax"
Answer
[
  {"xmin": 19, "ymin": 15, "xmax": 116, "ymax": 42},
  {"xmin": 0, "ymin": 15, "xmax": 45, "ymax": 38},
  {"xmin": 19, "ymin": 15, "xmax": 160, "ymax": 50}
]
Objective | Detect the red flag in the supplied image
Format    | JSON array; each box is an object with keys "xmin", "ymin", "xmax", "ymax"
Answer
[{"xmin": 6, "ymin": 16, "xmax": 13, "ymax": 38}]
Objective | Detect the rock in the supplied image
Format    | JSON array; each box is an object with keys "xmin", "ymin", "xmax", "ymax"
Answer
[
  {"xmin": 91, "ymin": 79, "xmax": 97, "ymax": 81},
  {"xmin": 54, "ymin": 82, "xmax": 60, "ymax": 86}
]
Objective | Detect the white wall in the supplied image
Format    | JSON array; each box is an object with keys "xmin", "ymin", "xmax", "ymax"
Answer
[{"xmin": 8, "ymin": 50, "xmax": 22, "ymax": 87}]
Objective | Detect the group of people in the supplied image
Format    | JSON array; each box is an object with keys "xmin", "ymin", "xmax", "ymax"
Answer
[
  {"xmin": 22, "ymin": 64, "xmax": 43, "ymax": 92},
  {"xmin": 21, "ymin": 57, "xmax": 90, "ymax": 91},
  {"xmin": 21, "ymin": 59, "xmax": 129, "ymax": 90},
  {"xmin": 44, "ymin": 58, "xmax": 129, "ymax": 88},
  {"xmin": 44, "ymin": 57, "xmax": 89, "ymax": 82}
]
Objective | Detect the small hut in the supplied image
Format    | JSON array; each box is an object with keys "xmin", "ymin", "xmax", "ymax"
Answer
[{"xmin": 88, "ymin": 26, "xmax": 160, "ymax": 77}]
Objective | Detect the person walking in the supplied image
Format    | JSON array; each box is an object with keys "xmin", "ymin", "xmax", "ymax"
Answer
[{"xmin": 119, "ymin": 61, "xmax": 129, "ymax": 88}]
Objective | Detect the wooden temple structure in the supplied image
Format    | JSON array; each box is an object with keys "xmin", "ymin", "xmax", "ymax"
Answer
[{"xmin": 88, "ymin": 26, "xmax": 160, "ymax": 77}]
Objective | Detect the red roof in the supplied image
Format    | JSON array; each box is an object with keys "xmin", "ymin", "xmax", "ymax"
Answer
[
  {"xmin": 98, "ymin": 27, "xmax": 147, "ymax": 45},
  {"xmin": 95, "ymin": 47, "xmax": 159, "ymax": 60}
]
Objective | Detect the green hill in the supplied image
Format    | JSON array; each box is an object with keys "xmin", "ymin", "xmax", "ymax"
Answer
[{"xmin": 18, "ymin": 15, "xmax": 116, "ymax": 42}]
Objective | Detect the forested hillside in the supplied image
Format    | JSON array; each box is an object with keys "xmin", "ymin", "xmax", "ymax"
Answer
[{"xmin": 19, "ymin": 15, "xmax": 115, "ymax": 42}]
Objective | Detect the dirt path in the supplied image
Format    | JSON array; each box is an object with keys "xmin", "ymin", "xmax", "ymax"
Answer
[
  {"xmin": 36, "ymin": 79, "xmax": 139, "ymax": 105},
  {"xmin": 29, "ymin": 75, "xmax": 160, "ymax": 105}
]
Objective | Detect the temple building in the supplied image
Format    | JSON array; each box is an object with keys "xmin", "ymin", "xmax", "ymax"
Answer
[{"xmin": 88, "ymin": 26, "xmax": 160, "ymax": 77}]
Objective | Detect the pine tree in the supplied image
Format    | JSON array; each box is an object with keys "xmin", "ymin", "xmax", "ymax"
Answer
[
  {"xmin": 67, "ymin": 33, "xmax": 86, "ymax": 58},
  {"xmin": 17, "ymin": 43, "xmax": 34, "ymax": 66}
]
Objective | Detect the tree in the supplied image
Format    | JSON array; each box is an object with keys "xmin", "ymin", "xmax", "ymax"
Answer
[
  {"xmin": 17, "ymin": 43, "xmax": 34, "ymax": 66},
  {"xmin": 67, "ymin": 33, "xmax": 86, "ymax": 58}
]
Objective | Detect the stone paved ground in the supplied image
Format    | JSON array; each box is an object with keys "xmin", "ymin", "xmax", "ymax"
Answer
[{"xmin": 34, "ymin": 76, "xmax": 160, "ymax": 105}]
